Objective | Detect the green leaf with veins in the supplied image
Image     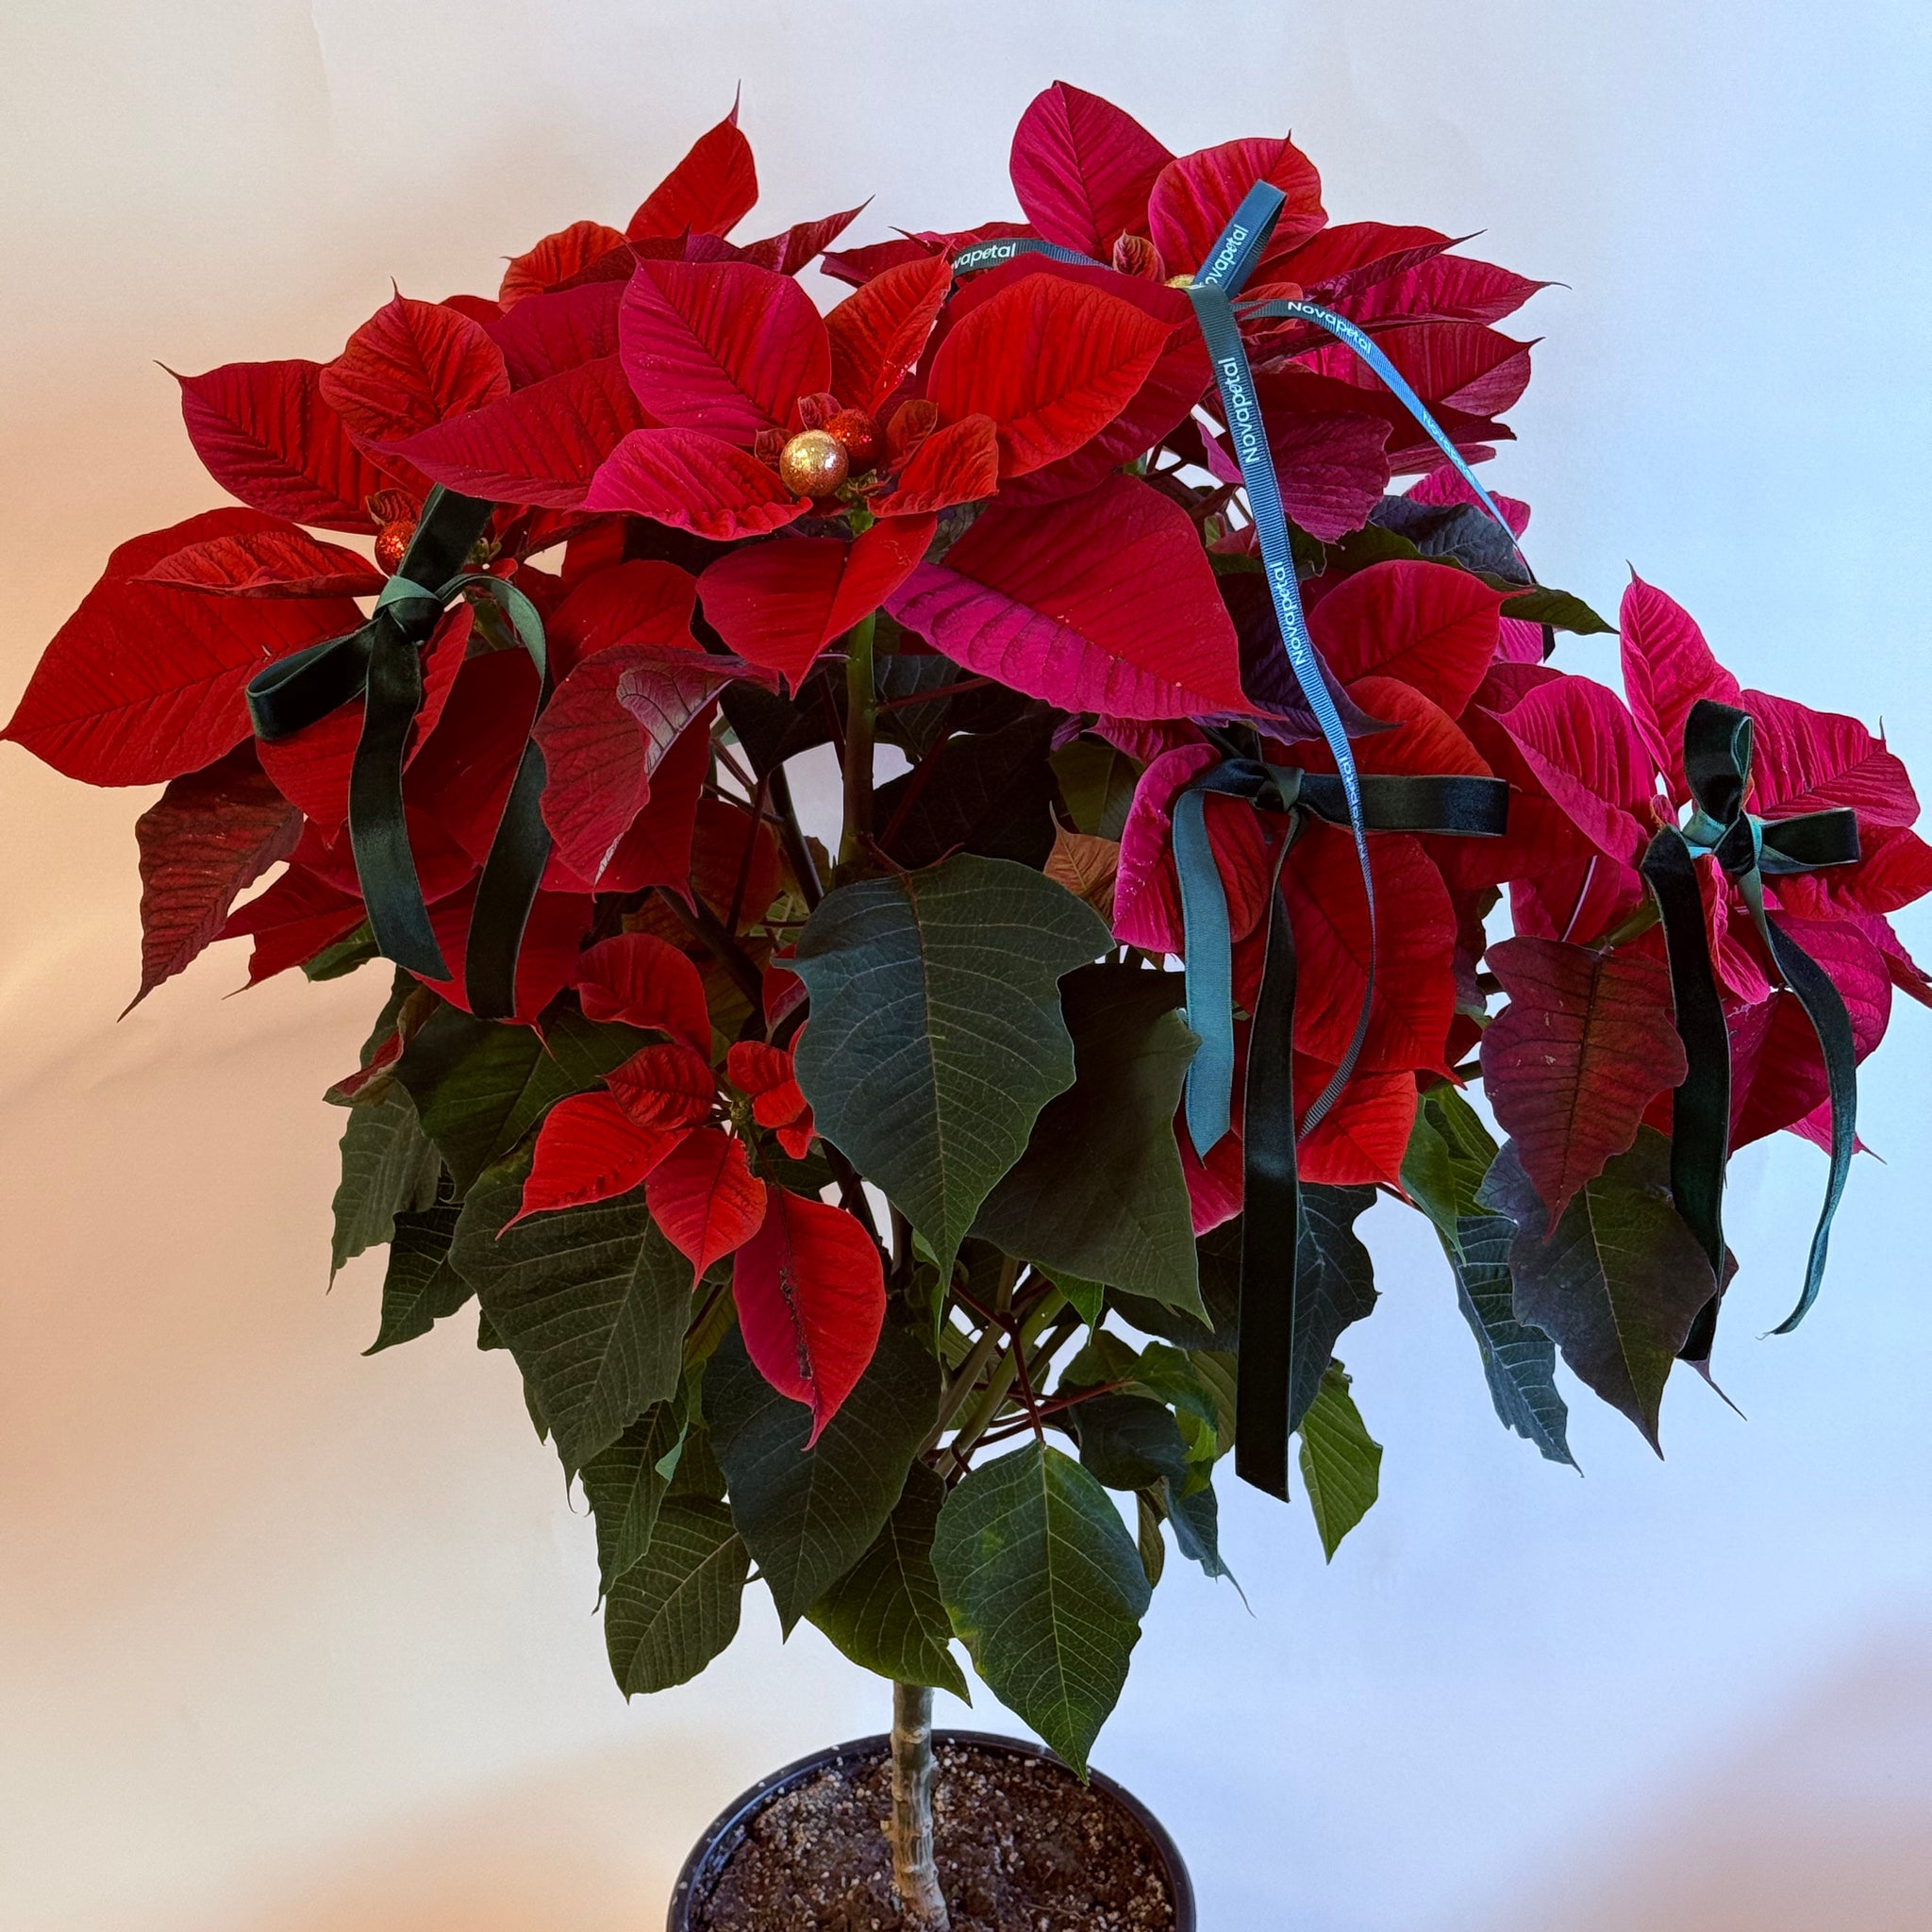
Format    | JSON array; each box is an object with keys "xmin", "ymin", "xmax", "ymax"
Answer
[
  {"xmin": 447, "ymin": 1155, "xmax": 691, "ymax": 1476},
  {"xmin": 974, "ymin": 965, "xmax": 1205, "ymax": 1316},
  {"xmin": 367, "ymin": 1177, "xmax": 472, "ymax": 1354},
  {"xmin": 1403, "ymin": 1088, "xmax": 1574, "ymax": 1466},
  {"xmin": 808, "ymin": 1463, "xmax": 969, "ymax": 1698},
  {"xmin": 603, "ymin": 1497, "xmax": 749, "ymax": 1695},
  {"xmin": 1478, "ymin": 1128, "xmax": 1714, "ymax": 1452},
  {"xmin": 707, "ymin": 1319, "xmax": 940, "ymax": 1633},
  {"xmin": 791, "ymin": 855, "xmax": 1109, "ymax": 1276},
  {"xmin": 1051, "ymin": 739, "xmax": 1141, "ymax": 840},
  {"xmin": 932, "ymin": 1441, "xmax": 1149, "ymax": 1774},
  {"xmin": 1297, "ymin": 1361, "xmax": 1383, "ymax": 1560},
  {"xmin": 1286, "ymin": 1185, "xmax": 1380, "ymax": 1434},
  {"xmin": 330, "ymin": 1085, "xmax": 441, "ymax": 1275},
  {"xmin": 580, "ymin": 1391, "xmax": 690, "ymax": 1598}
]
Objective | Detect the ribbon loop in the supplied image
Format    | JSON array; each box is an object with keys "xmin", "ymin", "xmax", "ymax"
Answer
[
  {"xmin": 1641, "ymin": 698, "xmax": 1862, "ymax": 1352},
  {"xmin": 245, "ymin": 487, "xmax": 553, "ymax": 1018}
]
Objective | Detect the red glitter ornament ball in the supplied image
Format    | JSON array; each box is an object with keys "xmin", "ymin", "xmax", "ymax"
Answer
[
  {"xmin": 375, "ymin": 519, "xmax": 416, "ymax": 575},
  {"xmin": 824, "ymin": 408, "xmax": 882, "ymax": 473}
]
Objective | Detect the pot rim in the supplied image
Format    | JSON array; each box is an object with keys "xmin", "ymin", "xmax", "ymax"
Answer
[{"xmin": 666, "ymin": 1725, "xmax": 1197, "ymax": 1931}]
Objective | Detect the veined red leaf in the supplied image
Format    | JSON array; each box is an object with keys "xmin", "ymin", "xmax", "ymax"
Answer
[
  {"xmin": 691, "ymin": 795, "xmax": 783, "ymax": 926},
  {"xmin": 3, "ymin": 545, "xmax": 365, "ymax": 786},
  {"xmin": 597, "ymin": 711, "xmax": 711, "ymax": 894},
  {"xmin": 1618, "ymin": 575, "xmax": 1742, "ymax": 789},
  {"xmin": 419, "ymin": 887, "xmax": 592, "ymax": 1021},
  {"xmin": 824, "ymin": 254, "xmax": 953, "ymax": 414},
  {"xmin": 646, "ymin": 1127, "xmax": 766, "ymax": 1283},
  {"xmin": 500, "ymin": 221, "xmax": 627, "ymax": 308},
  {"xmin": 873, "ymin": 415, "xmax": 1000, "ymax": 515},
  {"xmin": 698, "ymin": 516, "xmax": 934, "ymax": 686},
  {"xmin": 606, "ymin": 1041, "xmax": 718, "ymax": 1130},
  {"xmin": 1322, "ymin": 675, "xmax": 1493, "ymax": 778},
  {"xmin": 486, "ymin": 280, "xmax": 624, "ymax": 388},
  {"xmin": 738, "ymin": 204, "xmax": 867, "ymax": 275},
  {"xmin": 573, "ymin": 932, "xmax": 712, "ymax": 1052},
  {"xmin": 928, "ymin": 275, "xmax": 1171, "ymax": 477},
  {"xmin": 1494, "ymin": 675, "xmax": 1662, "ymax": 866},
  {"xmin": 724, "ymin": 1040, "xmax": 815, "ymax": 1157},
  {"xmin": 1776, "ymin": 822, "xmax": 1932, "ymax": 921},
  {"xmin": 548, "ymin": 559, "xmax": 697, "ymax": 679},
  {"xmin": 319, "ymin": 292, "xmax": 509, "ymax": 446},
  {"xmin": 216, "ymin": 858, "xmax": 364, "ymax": 983},
  {"xmin": 1112, "ymin": 742, "xmax": 1275, "ymax": 953},
  {"xmin": 176, "ymin": 360, "xmax": 391, "ymax": 531},
  {"xmin": 1272, "ymin": 825, "xmax": 1456, "ymax": 1072},
  {"xmin": 533, "ymin": 641, "xmax": 748, "ymax": 882},
  {"xmin": 1480, "ymin": 938, "xmax": 1688, "ymax": 1220},
  {"xmin": 1407, "ymin": 460, "xmax": 1532, "ymax": 537},
  {"xmin": 441, "ymin": 293, "xmax": 504, "ymax": 326},
  {"xmin": 135, "ymin": 525, "xmax": 382, "ymax": 598},
  {"xmin": 1308, "ymin": 559, "xmax": 1506, "ymax": 715},
  {"xmin": 1300, "ymin": 322, "xmax": 1535, "ymax": 420},
  {"xmin": 619, "ymin": 258, "xmax": 829, "ymax": 442},
  {"xmin": 584, "ymin": 426, "xmax": 808, "ymax": 539},
  {"xmin": 1009, "ymin": 82, "xmax": 1174, "ymax": 257},
  {"xmin": 397, "ymin": 357, "xmax": 647, "ymax": 508},
  {"xmin": 1277, "ymin": 222, "xmax": 1456, "ymax": 300},
  {"xmin": 404, "ymin": 651, "xmax": 538, "ymax": 864},
  {"xmin": 1242, "ymin": 406, "xmax": 1393, "ymax": 542},
  {"xmin": 1147, "ymin": 134, "xmax": 1325, "ymax": 275},
  {"xmin": 733, "ymin": 1187, "xmax": 886, "ymax": 1441},
  {"xmin": 1730, "ymin": 916, "xmax": 1892, "ymax": 1148},
  {"xmin": 256, "ymin": 604, "xmax": 472, "ymax": 830},
  {"xmin": 887, "ymin": 473, "xmax": 1247, "ymax": 719},
  {"xmin": 1741, "ymin": 690, "xmax": 1919, "ymax": 828},
  {"xmin": 627, "ymin": 112, "xmax": 758, "ymax": 242},
  {"xmin": 1340, "ymin": 256, "xmax": 1550, "ymax": 328},
  {"xmin": 1298, "ymin": 1058, "xmax": 1419, "ymax": 1189},
  {"xmin": 128, "ymin": 745, "xmax": 302, "ymax": 1008},
  {"xmin": 511, "ymin": 1091, "xmax": 677, "ymax": 1223}
]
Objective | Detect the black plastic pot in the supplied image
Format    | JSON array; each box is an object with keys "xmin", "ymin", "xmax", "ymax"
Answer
[{"xmin": 667, "ymin": 1727, "xmax": 1196, "ymax": 1930}]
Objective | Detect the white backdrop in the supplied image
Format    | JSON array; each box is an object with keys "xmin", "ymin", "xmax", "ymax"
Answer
[{"xmin": 1, "ymin": 6, "xmax": 1927, "ymax": 1929}]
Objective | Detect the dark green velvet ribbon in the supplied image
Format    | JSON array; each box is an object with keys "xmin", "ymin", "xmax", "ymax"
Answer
[
  {"xmin": 1174, "ymin": 748, "xmax": 1509, "ymax": 1497},
  {"xmin": 1639, "ymin": 698, "xmax": 1861, "ymax": 1355},
  {"xmin": 245, "ymin": 487, "xmax": 553, "ymax": 1020}
]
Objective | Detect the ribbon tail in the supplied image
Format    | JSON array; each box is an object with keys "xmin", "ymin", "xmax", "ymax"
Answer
[
  {"xmin": 1640, "ymin": 827, "xmax": 1730, "ymax": 1359},
  {"xmin": 349, "ymin": 612, "xmax": 447, "ymax": 979},
  {"xmin": 1235, "ymin": 847, "xmax": 1299, "ymax": 1502},
  {"xmin": 1174, "ymin": 789, "xmax": 1236, "ymax": 1156},
  {"xmin": 465, "ymin": 739, "xmax": 553, "ymax": 1022},
  {"xmin": 1761, "ymin": 916, "xmax": 1857, "ymax": 1333}
]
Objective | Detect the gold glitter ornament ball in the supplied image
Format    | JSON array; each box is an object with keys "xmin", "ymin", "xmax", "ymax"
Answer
[
  {"xmin": 778, "ymin": 428, "xmax": 849, "ymax": 497},
  {"xmin": 375, "ymin": 519, "xmax": 416, "ymax": 575}
]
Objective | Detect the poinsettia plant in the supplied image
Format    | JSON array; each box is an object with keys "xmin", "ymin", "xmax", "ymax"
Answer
[{"xmin": 7, "ymin": 80, "xmax": 1927, "ymax": 1928}]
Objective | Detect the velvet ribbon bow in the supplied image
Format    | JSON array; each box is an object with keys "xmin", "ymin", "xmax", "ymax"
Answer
[
  {"xmin": 1639, "ymin": 698, "xmax": 1861, "ymax": 1355},
  {"xmin": 244, "ymin": 487, "xmax": 553, "ymax": 1020},
  {"xmin": 1172, "ymin": 744, "xmax": 1508, "ymax": 1497}
]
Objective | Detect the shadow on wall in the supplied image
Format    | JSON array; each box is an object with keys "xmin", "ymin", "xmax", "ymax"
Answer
[
  {"xmin": 159, "ymin": 1728, "xmax": 739, "ymax": 1932},
  {"xmin": 1480, "ymin": 1620, "xmax": 1932, "ymax": 1932}
]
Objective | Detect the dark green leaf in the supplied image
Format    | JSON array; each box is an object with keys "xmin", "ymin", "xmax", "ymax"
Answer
[
  {"xmin": 1402, "ymin": 1089, "xmax": 1574, "ymax": 1466},
  {"xmin": 1297, "ymin": 1361, "xmax": 1383, "ymax": 1560},
  {"xmin": 1044, "ymin": 1269, "xmax": 1106, "ymax": 1329},
  {"xmin": 974, "ymin": 965, "xmax": 1205, "ymax": 1316},
  {"xmin": 1370, "ymin": 496, "xmax": 1528, "ymax": 583},
  {"xmin": 718, "ymin": 676, "xmax": 830, "ymax": 776},
  {"xmin": 447, "ymin": 1158, "xmax": 692, "ymax": 1475},
  {"xmin": 708, "ymin": 1318, "xmax": 941, "ymax": 1632},
  {"xmin": 366, "ymin": 1179, "xmax": 472, "ymax": 1354},
  {"xmin": 580, "ymin": 1392, "xmax": 689, "ymax": 1598},
  {"xmin": 1478, "ymin": 1128, "xmax": 1714, "ymax": 1451},
  {"xmin": 874, "ymin": 710, "xmax": 1058, "ymax": 871},
  {"xmin": 1064, "ymin": 1393, "xmax": 1192, "ymax": 1493},
  {"xmin": 392, "ymin": 1006, "xmax": 652, "ymax": 1191},
  {"xmin": 1499, "ymin": 586, "xmax": 1614, "ymax": 635},
  {"xmin": 1115, "ymin": 1217, "xmax": 1241, "ymax": 1351},
  {"xmin": 807, "ymin": 1462, "xmax": 969, "ymax": 1698},
  {"xmin": 933, "ymin": 1441, "xmax": 1148, "ymax": 1774},
  {"xmin": 303, "ymin": 920, "xmax": 379, "ymax": 981},
  {"xmin": 330, "ymin": 1086, "xmax": 441, "ymax": 1275},
  {"xmin": 1135, "ymin": 1491, "xmax": 1167, "ymax": 1589},
  {"xmin": 1287, "ymin": 1185, "xmax": 1379, "ymax": 1434},
  {"xmin": 791, "ymin": 855, "xmax": 1109, "ymax": 1275},
  {"xmin": 603, "ymin": 1497, "xmax": 749, "ymax": 1695},
  {"xmin": 1162, "ymin": 1476, "xmax": 1230, "ymax": 1581},
  {"xmin": 876, "ymin": 651, "xmax": 1035, "ymax": 760},
  {"xmin": 1050, "ymin": 739, "xmax": 1141, "ymax": 841}
]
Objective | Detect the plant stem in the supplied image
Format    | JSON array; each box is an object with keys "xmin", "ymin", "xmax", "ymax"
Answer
[
  {"xmin": 942, "ymin": 1288, "xmax": 1067, "ymax": 1473},
  {"xmin": 839, "ymin": 612, "xmax": 877, "ymax": 869},
  {"xmin": 652, "ymin": 887, "xmax": 763, "ymax": 1004},
  {"xmin": 889, "ymin": 1682, "xmax": 949, "ymax": 1929},
  {"xmin": 766, "ymin": 762, "xmax": 823, "ymax": 909}
]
